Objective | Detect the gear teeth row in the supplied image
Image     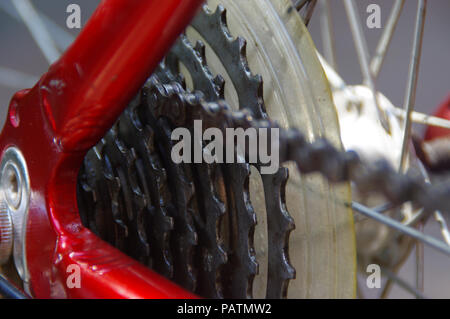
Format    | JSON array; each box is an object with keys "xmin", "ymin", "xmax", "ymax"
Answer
[
  {"xmin": 155, "ymin": 23, "xmax": 260, "ymax": 297},
  {"xmin": 149, "ymin": 78, "xmax": 296, "ymax": 299},
  {"xmin": 103, "ymin": 126, "xmax": 152, "ymax": 266},
  {"xmin": 165, "ymin": 34, "xmax": 224, "ymax": 101},
  {"xmin": 221, "ymin": 163, "xmax": 258, "ymax": 299},
  {"xmin": 189, "ymin": 5, "xmax": 296, "ymax": 298},
  {"xmin": 139, "ymin": 81, "xmax": 200, "ymax": 291},
  {"xmin": 154, "ymin": 119, "xmax": 198, "ymax": 292},
  {"xmin": 149, "ymin": 72, "xmax": 230, "ymax": 296},
  {"xmin": 106, "ymin": 158, "xmax": 130, "ymax": 251},
  {"xmin": 117, "ymin": 97, "xmax": 175, "ymax": 278},
  {"xmin": 85, "ymin": 140, "xmax": 129, "ymax": 251},
  {"xmin": 260, "ymin": 169, "xmax": 296, "ymax": 298},
  {"xmin": 147, "ymin": 75, "xmax": 258, "ymax": 298},
  {"xmin": 190, "ymin": 161, "xmax": 228, "ymax": 298},
  {"xmin": 78, "ymin": 4, "xmax": 296, "ymax": 299},
  {"xmin": 191, "ymin": 5, "xmax": 267, "ymax": 119},
  {"xmin": 154, "ymin": 84, "xmax": 450, "ymax": 213},
  {"xmin": 77, "ymin": 147, "xmax": 114, "ymax": 241},
  {"xmin": 147, "ymin": 78, "xmax": 270, "ymax": 299},
  {"xmin": 156, "ymin": 5, "xmax": 297, "ymax": 297}
]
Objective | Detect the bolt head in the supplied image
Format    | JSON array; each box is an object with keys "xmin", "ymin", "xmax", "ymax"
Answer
[{"xmin": 2, "ymin": 162, "xmax": 22, "ymax": 210}]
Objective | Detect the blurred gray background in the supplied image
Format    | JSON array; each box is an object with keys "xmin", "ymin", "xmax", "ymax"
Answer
[{"xmin": 0, "ymin": 0, "xmax": 449, "ymax": 298}]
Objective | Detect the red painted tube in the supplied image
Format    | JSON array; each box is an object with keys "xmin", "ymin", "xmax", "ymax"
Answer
[
  {"xmin": 0, "ymin": 0, "xmax": 204, "ymax": 298},
  {"xmin": 40, "ymin": 0, "xmax": 205, "ymax": 152},
  {"xmin": 425, "ymin": 94, "xmax": 450, "ymax": 141}
]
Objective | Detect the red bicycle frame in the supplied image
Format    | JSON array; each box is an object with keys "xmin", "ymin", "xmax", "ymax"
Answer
[{"xmin": 0, "ymin": 0, "xmax": 204, "ymax": 298}]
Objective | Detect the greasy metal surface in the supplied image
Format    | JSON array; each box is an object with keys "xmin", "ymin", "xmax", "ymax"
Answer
[
  {"xmin": 78, "ymin": 3, "xmax": 292, "ymax": 298},
  {"xmin": 78, "ymin": 0, "xmax": 357, "ymax": 299}
]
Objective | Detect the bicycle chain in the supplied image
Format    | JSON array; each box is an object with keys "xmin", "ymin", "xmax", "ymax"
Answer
[
  {"xmin": 77, "ymin": 65, "xmax": 450, "ymax": 299},
  {"xmin": 148, "ymin": 80, "xmax": 450, "ymax": 214}
]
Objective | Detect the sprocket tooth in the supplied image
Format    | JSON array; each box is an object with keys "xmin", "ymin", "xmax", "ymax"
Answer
[
  {"xmin": 213, "ymin": 5, "xmax": 229, "ymax": 37},
  {"xmin": 150, "ymin": 118, "xmax": 198, "ymax": 291},
  {"xmin": 260, "ymin": 167, "xmax": 296, "ymax": 298},
  {"xmin": 191, "ymin": 6, "xmax": 267, "ymax": 119},
  {"xmin": 118, "ymin": 109, "xmax": 175, "ymax": 278},
  {"xmin": 166, "ymin": 35, "xmax": 223, "ymax": 101},
  {"xmin": 136, "ymin": 154, "xmax": 174, "ymax": 278},
  {"xmin": 250, "ymin": 74, "xmax": 264, "ymax": 99},
  {"xmin": 232, "ymin": 37, "xmax": 249, "ymax": 71},
  {"xmin": 194, "ymin": 40, "xmax": 207, "ymax": 66},
  {"xmin": 213, "ymin": 74, "xmax": 225, "ymax": 93},
  {"xmin": 191, "ymin": 161, "xmax": 228, "ymax": 298},
  {"xmin": 221, "ymin": 163, "xmax": 258, "ymax": 299},
  {"xmin": 76, "ymin": 162, "xmax": 96, "ymax": 233},
  {"xmin": 107, "ymin": 167, "xmax": 129, "ymax": 250},
  {"xmin": 81, "ymin": 149, "xmax": 118, "ymax": 243},
  {"xmin": 103, "ymin": 131, "xmax": 153, "ymax": 266}
]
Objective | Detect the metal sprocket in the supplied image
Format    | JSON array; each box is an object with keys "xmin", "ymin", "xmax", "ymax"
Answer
[{"xmin": 78, "ymin": 0, "xmax": 358, "ymax": 299}]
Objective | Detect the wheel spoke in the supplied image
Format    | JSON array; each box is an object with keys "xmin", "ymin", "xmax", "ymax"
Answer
[
  {"xmin": 293, "ymin": 0, "xmax": 309, "ymax": 11},
  {"xmin": 372, "ymin": 202, "xmax": 394, "ymax": 213},
  {"xmin": 434, "ymin": 211, "xmax": 450, "ymax": 246},
  {"xmin": 293, "ymin": 0, "xmax": 318, "ymax": 26},
  {"xmin": 343, "ymin": 0, "xmax": 391, "ymax": 133},
  {"xmin": 318, "ymin": 51, "xmax": 450, "ymax": 132},
  {"xmin": 418, "ymin": 163, "xmax": 450, "ymax": 247},
  {"xmin": 382, "ymin": 267, "xmax": 426, "ymax": 299},
  {"xmin": 391, "ymin": 107, "xmax": 450, "ymax": 130},
  {"xmin": 0, "ymin": 66, "xmax": 38, "ymax": 89},
  {"xmin": 380, "ymin": 277, "xmax": 393, "ymax": 298},
  {"xmin": 319, "ymin": 0, "xmax": 337, "ymax": 70},
  {"xmin": 415, "ymin": 222, "xmax": 425, "ymax": 297},
  {"xmin": 0, "ymin": 1, "xmax": 74, "ymax": 51},
  {"xmin": 399, "ymin": 0, "xmax": 427, "ymax": 172},
  {"xmin": 10, "ymin": 0, "xmax": 61, "ymax": 64},
  {"xmin": 303, "ymin": 0, "xmax": 317, "ymax": 26},
  {"xmin": 370, "ymin": 0, "xmax": 405, "ymax": 79},
  {"xmin": 351, "ymin": 202, "xmax": 450, "ymax": 257},
  {"xmin": 41, "ymin": 14, "xmax": 75, "ymax": 51}
]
